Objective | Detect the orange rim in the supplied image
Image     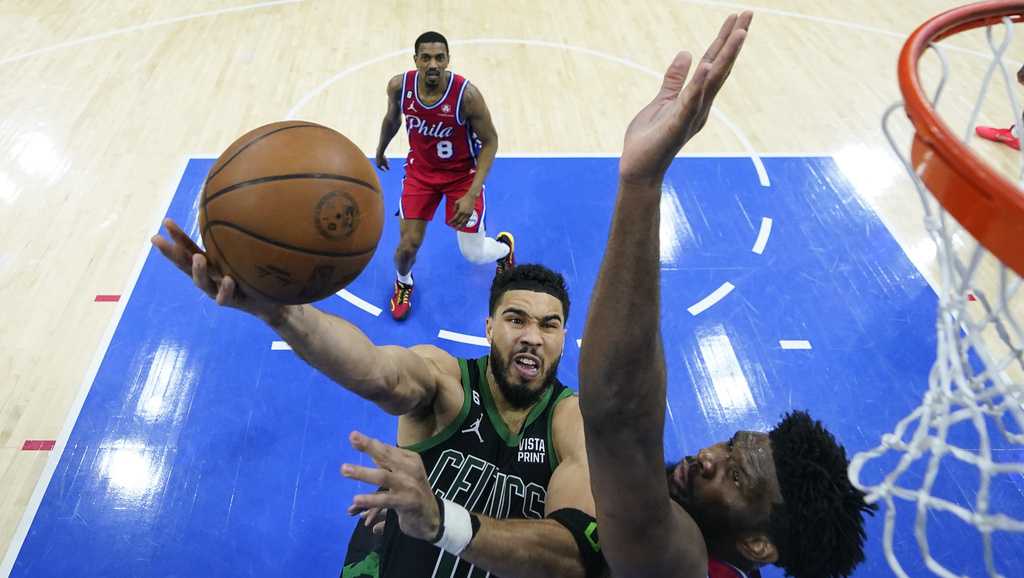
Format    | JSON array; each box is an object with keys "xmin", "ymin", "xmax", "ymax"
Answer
[{"xmin": 900, "ymin": 1, "xmax": 1024, "ymax": 277}]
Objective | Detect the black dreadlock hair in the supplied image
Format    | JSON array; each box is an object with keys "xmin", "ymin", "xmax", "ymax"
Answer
[
  {"xmin": 489, "ymin": 264, "xmax": 570, "ymax": 323},
  {"xmin": 768, "ymin": 411, "xmax": 877, "ymax": 578}
]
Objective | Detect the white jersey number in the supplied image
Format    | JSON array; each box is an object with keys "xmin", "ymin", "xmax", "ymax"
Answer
[{"xmin": 437, "ymin": 140, "xmax": 454, "ymax": 159}]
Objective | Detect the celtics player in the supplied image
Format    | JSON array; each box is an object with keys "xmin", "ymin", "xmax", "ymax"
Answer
[
  {"xmin": 337, "ymin": 265, "xmax": 602, "ymax": 578},
  {"xmin": 149, "ymin": 223, "xmax": 604, "ymax": 577},
  {"xmin": 579, "ymin": 12, "xmax": 875, "ymax": 578}
]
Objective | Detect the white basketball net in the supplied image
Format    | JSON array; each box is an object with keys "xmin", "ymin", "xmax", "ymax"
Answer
[{"xmin": 847, "ymin": 14, "xmax": 1024, "ymax": 578}]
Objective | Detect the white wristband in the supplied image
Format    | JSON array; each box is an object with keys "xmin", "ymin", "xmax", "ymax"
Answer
[{"xmin": 433, "ymin": 499, "xmax": 474, "ymax": 555}]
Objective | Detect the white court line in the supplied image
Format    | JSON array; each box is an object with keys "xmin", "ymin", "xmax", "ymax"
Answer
[
  {"xmin": 0, "ymin": 0, "xmax": 302, "ymax": 67},
  {"xmin": 751, "ymin": 217, "xmax": 773, "ymax": 254},
  {"xmin": 680, "ymin": 0, "xmax": 903, "ymax": 38},
  {"xmin": 711, "ymin": 110, "xmax": 769, "ymax": 187},
  {"xmin": 687, "ymin": 282, "xmax": 735, "ymax": 316},
  {"xmin": 678, "ymin": 0, "xmax": 1016, "ymax": 63},
  {"xmin": 497, "ymin": 152, "xmax": 830, "ymax": 158},
  {"xmin": 286, "ymin": 37, "xmax": 770, "ymax": 187},
  {"xmin": 779, "ymin": 340, "xmax": 813, "ymax": 350},
  {"xmin": 0, "ymin": 156, "xmax": 192, "ymax": 577},
  {"xmin": 437, "ymin": 330, "xmax": 490, "ymax": 347},
  {"xmin": 287, "ymin": 47, "xmax": 411, "ymax": 119},
  {"xmin": 271, "ymin": 341, "xmax": 291, "ymax": 350},
  {"xmin": 576, "ymin": 339, "xmax": 582, "ymax": 348},
  {"xmin": 337, "ymin": 289, "xmax": 382, "ymax": 317}
]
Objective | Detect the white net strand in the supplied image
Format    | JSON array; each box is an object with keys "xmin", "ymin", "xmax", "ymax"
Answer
[
  {"xmin": 966, "ymin": 17, "xmax": 1015, "ymax": 145},
  {"xmin": 848, "ymin": 11, "xmax": 1024, "ymax": 578}
]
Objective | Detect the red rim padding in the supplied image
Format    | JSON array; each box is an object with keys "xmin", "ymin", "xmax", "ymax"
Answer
[{"xmin": 900, "ymin": 1, "xmax": 1024, "ymax": 277}]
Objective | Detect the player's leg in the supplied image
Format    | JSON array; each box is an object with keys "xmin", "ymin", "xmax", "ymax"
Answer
[
  {"xmin": 394, "ymin": 218, "xmax": 428, "ymax": 281},
  {"xmin": 390, "ymin": 173, "xmax": 441, "ymax": 320},
  {"xmin": 456, "ymin": 226, "xmax": 513, "ymax": 269},
  {"xmin": 443, "ymin": 174, "xmax": 514, "ymax": 274}
]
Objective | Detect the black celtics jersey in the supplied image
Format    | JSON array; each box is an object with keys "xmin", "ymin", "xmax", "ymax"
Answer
[{"xmin": 342, "ymin": 355, "xmax": 574, "ymax": 578}]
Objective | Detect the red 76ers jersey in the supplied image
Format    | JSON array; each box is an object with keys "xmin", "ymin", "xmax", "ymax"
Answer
[{"xmin": 402, "ymin": 70, "xmax": 481, "ymax": 177}]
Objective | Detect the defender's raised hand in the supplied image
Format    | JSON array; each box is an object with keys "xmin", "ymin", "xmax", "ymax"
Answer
[{"xmin": 619, "ymin": 12, "xmax": 751, "ymax": 186}]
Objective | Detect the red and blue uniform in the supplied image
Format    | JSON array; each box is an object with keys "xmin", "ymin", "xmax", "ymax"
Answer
[
  {"xmin": 399, "ymin": 70, "xmax": 485, "ymax": 233},
  {"xmin": 709, "ymin": 557, "xmax": 760, "ymax": 578}
]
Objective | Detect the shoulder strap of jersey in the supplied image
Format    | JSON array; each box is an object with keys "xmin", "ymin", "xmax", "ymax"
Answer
[
  {"xmin": 546, "ymin": 384, "xmax": 576, "ymax": 471},
  {"xmin": 400, "ymin": 358, "xmax": 473, "ymax": 453},
  {"xmin": 401, "ymin": 70, "xmax": 417, "ymax": 109},
  {"xmin": 454, "ymin": 74, "xmax": 471, "ymax": 125},
  {"xmin": 467, "ymin": 351, "xmax": 483, "ymax": 392}
]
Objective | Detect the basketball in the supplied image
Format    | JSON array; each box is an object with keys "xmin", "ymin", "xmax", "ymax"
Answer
[{"xmin": 199, "ymin": 121, "xmax": 383, "ymax": 305}]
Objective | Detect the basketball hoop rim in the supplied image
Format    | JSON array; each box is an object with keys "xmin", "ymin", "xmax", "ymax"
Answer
[{"xmin": 899, "ymin": 0, "xmax": 1024, "ymax": 278}]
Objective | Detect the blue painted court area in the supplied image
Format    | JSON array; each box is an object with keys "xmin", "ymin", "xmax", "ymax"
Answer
[{"xmin": 9, "ymin": 156, "xmax": 1023, "ymax": 577}]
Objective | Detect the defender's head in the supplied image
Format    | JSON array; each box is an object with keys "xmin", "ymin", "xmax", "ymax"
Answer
[{"xmin": 667, "ymin": 411, "xmax": 876, "ymax": 578}]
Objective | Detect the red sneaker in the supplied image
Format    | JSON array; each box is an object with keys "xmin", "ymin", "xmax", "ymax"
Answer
[
  {"xmin": 975, "ymin": 125, "xmax": 1020, "ymax": 150},
  {"xmin": 495, "ymin": 232, "xmax": 515, "ymax": 276},
  {"xmin": 389, "ymin": 280, "xmax": 414, "ymax": 321}
]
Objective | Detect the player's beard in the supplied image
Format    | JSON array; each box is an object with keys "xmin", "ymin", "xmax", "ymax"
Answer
[{"xmin": 490, "ymin": 346, "xmax": 560, "ymax": 409}]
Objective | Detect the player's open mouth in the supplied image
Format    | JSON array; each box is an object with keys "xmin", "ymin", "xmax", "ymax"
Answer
[
  {"xmin": 674, "ymin": 461, "xmax": 688, "ymax": 488},
  {"xmin": 513, "ymin": 354, "xmax": 540, "ymax": 380},
  {"xmin": 666, "ymin": 460, "xmax": 690, "ymax": 503}
]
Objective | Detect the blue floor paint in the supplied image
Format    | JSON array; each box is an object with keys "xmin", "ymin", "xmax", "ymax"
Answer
[{"xmin": 10, "ymin": 156, "xmax": 1022, "ymax": 577}]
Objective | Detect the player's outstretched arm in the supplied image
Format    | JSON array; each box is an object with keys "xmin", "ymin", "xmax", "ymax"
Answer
[
  {"xmin": 268, "ymin": 307, "xmax": 449, "ymax": 415},
  {"xmin": 344, "ymin": 402, "xmax": 602, "ymax": 578},
  {"xmin": 151, "ymin": 218, "xmax": 448, "ymax": 416},
  {"xmin": 577, "ymin": 13, "xmax": 751, "ymax": 578},
  {"xmin": 376, "ymin": 74, "xmax": 404, "ymax": 171}
]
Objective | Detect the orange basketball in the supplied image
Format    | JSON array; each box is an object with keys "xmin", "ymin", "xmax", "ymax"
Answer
[{"xmin": 199, "ymin": 121, "xmax": 383, "ymax": 305}]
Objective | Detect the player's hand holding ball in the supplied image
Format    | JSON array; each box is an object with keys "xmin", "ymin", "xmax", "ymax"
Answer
[
  {"xmin": 152, "ymin": 218, "xmax": 283, "ymax": 321},
  {"xmin": 153, "ymin": 120, "xmax": 384, "ymax": 313}
]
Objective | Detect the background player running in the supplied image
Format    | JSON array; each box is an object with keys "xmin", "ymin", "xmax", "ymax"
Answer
[{"xmin": 376, "ymin": 31, "xmax": 514, "ymax": 321}]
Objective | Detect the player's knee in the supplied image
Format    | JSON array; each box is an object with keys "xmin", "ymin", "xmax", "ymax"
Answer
[
  {"xmin": 394, "ymin": 241, "xmax": 419, "ymax": 263},
  {"xmin": 402, "ymin": 238, "xmax": 423, "ymax": 253},
  {"xmin": 457, "ymin": 232, "xmax": 490, "ymax": 264}
]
